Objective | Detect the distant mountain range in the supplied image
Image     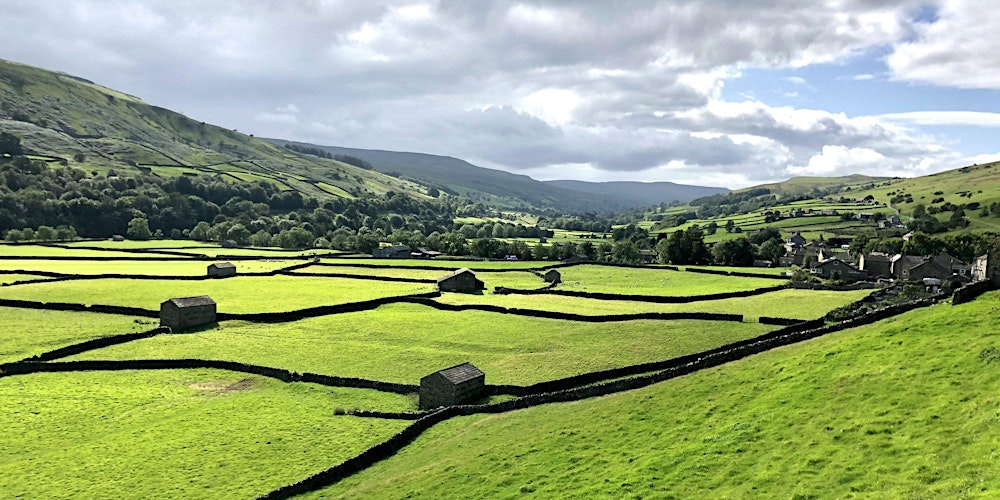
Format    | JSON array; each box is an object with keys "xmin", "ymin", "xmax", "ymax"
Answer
[{"xmin": 264, "ymin": 140, "xmax": 730, "ymax": 212}]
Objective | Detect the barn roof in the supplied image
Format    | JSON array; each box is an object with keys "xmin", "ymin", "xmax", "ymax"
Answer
[
  {"xmin": 164, "ymin": 295, "xmax": 216, "ymax": 308},
  {"xmin": 436, "ymin": 268, "xmax": 476, "ymax": 283},
  {"xmin": 210, "ymin": 262, "xmax": 236, "ymax": 269},
  {"xmin": 436, "ymin": 362, "xmax": 485, "ymax": 384}
]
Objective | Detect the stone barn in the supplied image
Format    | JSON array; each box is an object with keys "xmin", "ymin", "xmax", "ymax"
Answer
[
  {"xmin": 207, "ymin": 262, "xmax": 237, "ymax": 277},
  {"xmin": 419, "ymin": 362, "xmax": 486, "ymax": 410},
  {"xmin": 160, "ymin": 296, "xmax": 217, "ymax": 332},
  {"xmin": 543, "ymin": 269, "xmax": 561, "ymax": 284},
  {"xmin": 437, "ymin": 268, "xmax": 485, "ymax": 293}
]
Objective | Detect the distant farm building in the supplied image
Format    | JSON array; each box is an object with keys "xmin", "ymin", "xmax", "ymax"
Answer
[
  {"xmin": 111, "ymin": 234, "xmax": 125, "ymax": 242},
  {"xmin": 419, "ymin": 362, "xmax": 486, "ymax": 410},
  {"xmin": 638, "ymin": 249, "xmax": 658, "ymax": 264},
  {"xmin": 563, "ymin": 255, "xmax": 589, "ymax": 265},
  {"xmin": 543, "ymin": 269, "xmax": 562, "ymax": 284},
  {"xmin": 221, "ymin": 240, "xmax": 238, "ymax": 248},
  {"xmin": 437, "ymin": 268, "xmax": 485, "ymax": 293},
  {"xmin": 160, "ymin": 296, "xmax": 217, "ymax": 332},
  {"xmin": 373, "ymin": 244, "xmax": 411, "ymax": 259},
  {"xmin": 207, "ymin": 262, "xmax": 237, "ymax": 277},
  {"xmin": 412, "ymin": 247, "xmax": 442, "ymax": 259}
]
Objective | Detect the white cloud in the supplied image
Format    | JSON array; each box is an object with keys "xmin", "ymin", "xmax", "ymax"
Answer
[
  {"xmin": 887, "ymin": 0, "xmax": 1000, "ymax": 89},
  {"xmin": 877, "ymin": 111, "xmax": 1000, "ymax": 127}
]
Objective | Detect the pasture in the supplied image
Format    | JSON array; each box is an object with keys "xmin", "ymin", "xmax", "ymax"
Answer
[{"xmin": 0, "ymin": 241, "xmax": 922, "ymax": 498}]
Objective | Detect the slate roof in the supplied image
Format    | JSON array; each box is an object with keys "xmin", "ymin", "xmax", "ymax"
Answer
[
  {"xmin": 210, "ymin": 262, "xmax": 236, "ymax": 269},
  {"xmin": 436, "ymin": 362, "xmax": 485, "ymax": 385},
  {"xmin": 436, "ymin": 268, "xmax": 475, "ymax": 283},
  {"xmin": 165, "ymin": 296, "xmax": 216, "ymax": 308}
]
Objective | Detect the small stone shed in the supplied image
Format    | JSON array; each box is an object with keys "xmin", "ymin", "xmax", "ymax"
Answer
[
  {"xmin": 437, "ymin": 268, "xmax": 485, "ymax": 293},
  {"xmin": 543, "ymin": 269, "xmax": 561, "ymax": 284},
  {"xmin": 207, "ymin": 262, "xmax": 237, "ymax": 277},
  {"xmin": 160, "ymin": 295, "xmax": 217, "ymax": 332},
  {"xmin": 419, "ymin": 362, "xmax": 486, "ymax": 410}
]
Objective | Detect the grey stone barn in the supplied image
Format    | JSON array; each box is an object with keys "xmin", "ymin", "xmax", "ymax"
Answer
[
  {"xmin": 543, "ymin": 269, "xmax": 562, "ymax": 284},
  {"xmin": 160, "ymin": 296, "xmax": 217, "ymax": 332},
  {"xmin": 207, "ymin": 262, "xmax": 237, "ymax": 277},
  {"xmin": 419, "ymin": 362, "xmax": 486, "ymax": 410},
  {"xmin": 437, "ymin": 268, "xmax": 485, "ymax": 293}
]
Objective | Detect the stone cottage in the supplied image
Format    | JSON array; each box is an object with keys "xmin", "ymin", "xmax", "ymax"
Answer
[
  {"xmin": 419, "ymin": 362, "xmax": 486, "ymax": 410},
  {"xmin": 159, "ymin": 296, "xmax": 217, "ymax": 332},
  {"xmin": 207, "ymin": 262, "xmax": 237, "ymax": 277},
  {"xmin": 437, "ymin": 268, "xmax": 485, "ymax": 293},
  {"xmin": 543, "ymin": 269, "xmax": 562, "ymax": 284}
]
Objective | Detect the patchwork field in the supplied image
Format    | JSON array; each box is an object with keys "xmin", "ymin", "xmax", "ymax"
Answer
[{"xmin": 1, "ymin": 240, "xmax": 981, "ymax": 498}]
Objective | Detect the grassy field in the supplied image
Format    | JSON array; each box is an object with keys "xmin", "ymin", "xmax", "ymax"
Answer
[
  {"xmin": 0, "ymin": 307, "xmax": 151, "ymax": 363},
  {"xmin": 0, "ymin": 370, "xmax": 410, "ymax": 499},
  {"xmin": 0, "ymin": 275, "xmax": 435, "ymax": 313},
  {"xmin": 0, "ymin": 259, "xmax": 295, "ymax": 275},
  {"xmin": 325, "ymin": 292, "xmax": 1000, "ymax": 499},
  {"xmin": 291, "ymin": 265, "xmax": 448, "ymax": 280},
  {"xmin": 435, "ymin": 288, "xmax": 871, "ymax": 319},
  {"xmin": 68, "ymin": 303, "xmax": 778, "ymax": 386},
  {"xmin": 554, "ymin": 265, "xmax": 784, "ymax": 295}
]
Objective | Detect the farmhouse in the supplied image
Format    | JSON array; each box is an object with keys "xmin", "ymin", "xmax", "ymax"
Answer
[
  {"xmin": 207, "ymin": 262, "xmax": 237, "ymax": 277},
  {"xmin": 373, "ymin": 244, "xmax": 411, "ymax": 259},
  {"xmin": 811, "ymin": 257, "xmax": 867, "ymax": 282},
  {"xmin": 159, "ymin": 296, "xmax": 216, "ymax": 332},
  {"xmin": 972, "ymin": 253, "xmax": 1000, "ymax": 287},
  {"xmin": 859, "ymin": 253, "xmax": 892, "ymax": 279},
  {"xmin": 437, "ymin": 268, "xmax": 485, "ymax": 293},
  {"xmin": 786, "ymin": 232, "xmax": 807, "ymax": 247},
  {"xmin": 543, "ymin": 269, "xmax": 562, "ymax": 284},
  {"xmin": 419, "ymin": 362, "xmax": 486, "ymax": 410}
]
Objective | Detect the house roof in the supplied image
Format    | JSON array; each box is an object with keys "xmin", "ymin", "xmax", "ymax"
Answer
[
  {"xmin": 437, "ymin": 268, "xmax": 476, "ymax": 283},
  {"xmin": 210, "ymin": 262, "xmax": 236, "ymax": 269},
  {"xmin": 815, "ymin": 257, "xmax": 861, "ymax": 271},
  {"xmin": 164, "ymin": 295, "xmax": 216, "ymax": 308},
  {"xmin": 435, "ymin": 362, "xmax": 485, "ymax": 385},
  {"xmin": 863, "ymin": 253, "xmax": 890, "ymax": 263},
  {"xmin": 544, "ymin": 269, "xmax": 561, "ymax": 276},
  {"xmin": 388, "ymin": 244, "xmax": 410, "ymax": 251}
]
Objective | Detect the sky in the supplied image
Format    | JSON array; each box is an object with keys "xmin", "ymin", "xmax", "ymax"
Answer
[{"xmin": 4, "ymin": 0, "xmax": 1000, "ymax": 189}]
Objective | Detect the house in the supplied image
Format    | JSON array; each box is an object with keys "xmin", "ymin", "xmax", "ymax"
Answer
[
  {"xmin": 930, "ymin": 251, "xmax": 970, "ymax": 280},
  {"xmin": 811, "ymin": 257, "xmax": 867, "ymax": 282},
  {"xmin": 221, "ymin": 240, "xmax": 238, "ymax": 248},
  {"xmin": 373, "ymin": 244, "xmax": 411, "ymax": 259},
  {"xmin": 437, "ymin": 268, "xmax": 485, "ymax": 293},
  {"xmin": 786, "ymin": 232, "xmax": 807, "ymax": 248},
  {"xmin": 859, "ymin": 253, "xmax": 892, "ymax": 279},
  {"xmin": 638, "ymin": 249, "xmax": 658, "ymax": 264},
  {"xmin": 419, "ymin": 362, "xmax": 486, "ymax": 410},
  {"xmin": 543, "ymin": 269, "xmax": 562, "ymax": 284},
  {"xmin": 779, "ymin": 247, "xmax": 807, "ymax": 267},
  {"xmin": 972, "ymin": 253, "xmax": 1000, "ymax": 287},
  {"xmin": 159, "ymin": 296, "xmax": 216, "ymax": 332},
  {"xmin": 207, "ymin": 262, "xmax": 237, "ymax": 277},
  {"xmin": 412, "ymin": 247, "xmax": 442, "ymax": 259},
  {"xmin": 891, "ymin": 254, "xmax": 926, "ymax": 280}
]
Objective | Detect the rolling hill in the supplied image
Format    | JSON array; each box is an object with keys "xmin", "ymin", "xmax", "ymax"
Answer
[
  {"xmin": 264, "ymin": 140, "xmax": 729, "ymax": 213},
  {"xmin": 0, "ymin": 58, "xmax": 428, "ymax": 202}
]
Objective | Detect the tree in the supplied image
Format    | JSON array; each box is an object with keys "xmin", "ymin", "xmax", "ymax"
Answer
[
  {"xmin": 757, "ymin": 238, "xmax": 784, "ymax": 265},
  {"xmin": 0, "ymin": 132, "xmax": 22, "ymax": 156},
  {"xmin": 126, "ymin": 217, "xmax": 152, "ymax": 240},
  {"xmin": 849, "ymin": 234, "xmax": 870, "ymax": 256},
  {"xmin": 226, "ymin": 224, "xmax": 251, "ymax": 246},
  {"xmin": 611, "ymin": 240, "xmax": 639, "ymax": 264},
  {"xmin": 712, "ymin": 237, "xmax": 755, "ymax": 266}
]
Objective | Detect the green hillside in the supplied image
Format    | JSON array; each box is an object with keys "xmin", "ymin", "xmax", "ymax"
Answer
[
  {"xmin": 329, "ymin": 292, "xmax": 1000, "ymax": 498},
  {"xmin": 740, "ymin": 174, "xmax": 890, "ymax": 196},
  {"xmin": 849, "ymin": 161, "xmax": 1000, "ymax": 233},
  {"xmin": 0, "ymin": 59, "xmax": 427, "ymax": 201}
]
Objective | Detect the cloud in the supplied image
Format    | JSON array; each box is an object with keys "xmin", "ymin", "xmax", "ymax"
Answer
[
  {"xmin": 0, "ymin": 0, "xmax": 987, "ymax": 188},
  {"xmin": 877, "ymin": 111, "xmax": 1000, "ymax": 127},
  {"xmin": 887, "ymin": 0, "xmax": 1000, "ymax": 89}
]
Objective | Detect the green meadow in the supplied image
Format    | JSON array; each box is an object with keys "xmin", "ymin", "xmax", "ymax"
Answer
[
  {"xmin": 68, "ymin": 303, "xmax": 777, "ymax": 386},
  {"xmin": 327, "ymin": 292, "xmax": 1000, "ymax": 499},
  {"xmin": 0, "ymin": 275, "xmax": 435, "ymax": 312},
  {"xmin": 0, "ymin": 241, "xmax": 982, "ymax": 499},
  {"xmin": 0, "ymin": 370, "xmax": 409, "ymax": 499}
]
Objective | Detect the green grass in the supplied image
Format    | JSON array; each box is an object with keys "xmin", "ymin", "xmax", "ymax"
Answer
[
  {"xmin": 0, "ymin": 244, "xmax": 173, "ymax": 258},
  {"xmin": 0, "ymin": 259, "xmax": 295, "ymax": 275},
  {"xmin": 331, "ymin": 257, "xmax": 545, "ymax": 270},
  {"xmin": 0, "ymin": 276, "xmax": 435, "ymax": 313},
  {"xmin": 435, "ymin": 288, "xmax": 869, "ymax": 319},
  {"xmin": 0, "ymin": 370, "xmax": 410, "ymax": 499},
  {"xmin": 67, "ymin": 303, "xmax": 777, "ymax": 386},
  {"xmin": 0, "ymin": 307, "xmax": 151, "ymax": 363},
  {"xmin": 325, "ymin": 292, "xmax": 1000, "ymax": 499},
  {"xmin": 555, "ymin": 265, "xmax": 784, "ymax": 295},
  {"xmin": 291, "ymin": 265, "xmax": 447, "ymax": 280}
]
